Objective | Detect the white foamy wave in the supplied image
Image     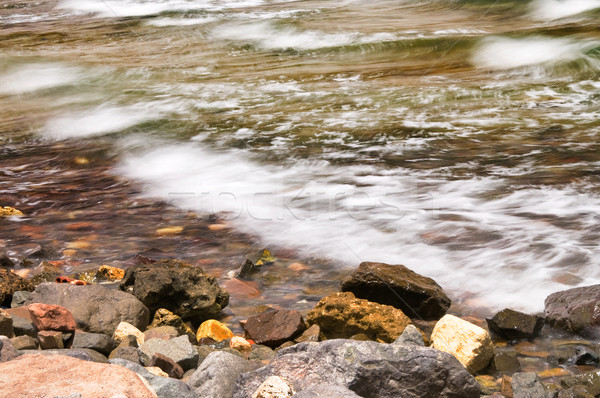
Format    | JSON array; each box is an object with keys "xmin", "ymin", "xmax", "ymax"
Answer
[
  {"xmin": 0, "ymin": 63, "xmax": 85, "ymax": 95},
  {"xmin": 120, "ymin": 144, "xmax": 600, "ymax": 312},
  {"xmin": 530, "ymin": 0, "xmax": 600, "ymax": 20},
  {"xmin": 146, "ymin": 16, "xmax": 218, "ymax": 27}
]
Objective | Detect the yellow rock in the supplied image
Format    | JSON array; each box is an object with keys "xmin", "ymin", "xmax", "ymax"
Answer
[
  {"xmin": 196, "ymin": 319, "xmax": 234, "ymax": 343},
  {"xmin": 431, "ymin": 314, "xmax": 495, "ymax": 374},
  {"xmin": 97, "ymin": 265, "xmax": 125, "ymax": 281},
  {"xmin": 254, "ymin": 249, "xmax": 275, "ymax": 266},
  {"xmin": 113, "ymin": 321, "xmax": 145, "ymax": 346},
  {"xmin": 1, "ymin": 206, "xmax": 23, "ymax": 216},
  {"xmin": 62, "ymin": 249, "xmax": 77, "ymax": 257},
  {"xmin": 230, "ymin": 336, "xmax": 252, "ymax": 352},
  {"xmin": 67, "ymin": 240, "xmax": 91, "ymax": 249},
  {"xmin": 537, "ymin": 368, "xmax": 571, "ymax": 378},
  {"xmin": 156, "ymin": 226, "xmax": 183, "ymax": 235},
  {"xmin": 74, "ymin": 157, "xmax": 89, "ymax": 165},
  {"xmin": 208, "ymin": 224, "xmax": 227, "ymax": 231},
  {"xmin": 145, "ymin": 367, "xmax": 169, "ymax": 378}
]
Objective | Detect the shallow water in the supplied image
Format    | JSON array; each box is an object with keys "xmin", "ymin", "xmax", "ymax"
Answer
[{"xmin": 1, "ymin": 0, "xmax": 600, "ymax": 314}]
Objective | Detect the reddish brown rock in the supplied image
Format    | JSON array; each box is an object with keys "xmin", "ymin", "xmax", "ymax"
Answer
[
  {"xmin": 243, "ymin": 309, "xmax": 306, "ymax": 348},
  {"xmin": 37, "ymin": 330, "xmax": 64, "ymax": 349},
  {"xmin": 545, "ymin": 284, "xmax": 600, "ymax": 334},
  {"xmin": 0, "ymin": 353, "xmax": 156, "ymax": 397},
  {"xmin": 28, "ymin": 303, "xmax": 76, "ymax": 332},
  {"xmin": 149, "ymin": 352, "xmax": 184, "ymax": 379}
]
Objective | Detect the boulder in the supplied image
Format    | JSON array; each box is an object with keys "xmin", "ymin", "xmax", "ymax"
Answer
[
  {"xmin": 110, "ymin": 358, "xmax": 196, "ymax": 398},
  {"xmin": 234, "ymin": 339, "xmax": 479, "ymax": 398},
  {"xmin": 340, "ymin": 262, "xmax": 450, "ymax": 320},
  {"xmin": 120, "ymin": 259, "xmax": 229, "ymax": 322},
  {"xmin": 486, "ymin": 308, "xmax": 543, "ymax": 341},
  {"xmin": 37, "ymin": 330, "xmax": 64, "ymax": 349},
  {"xmin": 0, "ymin": 308, "xmax": 14, "ymax": 338},
  {"xmin": 0, "ymin": 335, "xmax": 20, "ymax": 362},
  {"xmin": 292, "ymin": 385, "xmax": 362, "ymax": 398},
  {"xmin": 149, "ymin": 352, "xmax": 184, "ymax": 379},
  {"xmin": 0, "ymin": 269, "xmax": 33, "ymax": 307},
  {"xmin": 25, "ymin": 282, "xmax": 149, "ymax": 335},
  {"xmin": 430, "ymin": 314, "xmax": 494, "ymax": 374},
  {"xmin": 187, "ymin": 351, "xmax": 262, "ymax": 398},
  {"xmin": 72, "ymin": 331, "xmax": 115, "ymax": 356},
  {"xmin": 0, "ymin": 354, "xmax": 156, "ymax": 397},
  {"xmin": 10, "ymin": 335, "xmax": 38, "ymax": 350},
  {"xmin": 560, "ymin": 371, "xmax": 600, "ymax": 396},
  {"xmin": 28, "ymin": 303, "xmax": 77, "ymax": 332},
  {"xmin": 197, "ymin": 319, "xmax": 234, "ymax": 343},
  {"xmin": 114, "ymin": 321, "xmax": 145, "ymax": 346},
  {"xmin": 305, "ymin": 292, "xmax": 412, "ymax": 343},
  {"xmin": 393, "ymin": 324, "xmax": 425, "ymax": 346},
  {"xmin": 545, "ymin": 285, "xmax": 600, "ymax": 334},
  {"xmin": 139, "ymin": 335, "xmax": 199, "ymax": 370},
  {"xmin": 252, "ymin": 375, "xmax": 295, "ymax": 398},
  {"xmin": 510, "ymin": 372, "xmax": 554, "ymax": 398},
  {"xmin": 24, "ymin": 348, "xmax": 108, "ymax": 363},
  {"xmin": 243, "ymin": 309, "xmax": 306, "ymax": 348},
  {"xmin": 109, "ymin": 346, "xmax": 142, "ymax": 364},
  {"xmin": 148, "ymin": 308, "xmax": 196, "ymax": 342}
]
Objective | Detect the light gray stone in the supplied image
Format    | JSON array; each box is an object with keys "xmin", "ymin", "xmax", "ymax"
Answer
[
  {"xmin": 139, "ymin": 335, "xmax": 199, "ymax": 371},
  {"xmin": 293, "ymin": 384, "xmax": 362, "ymax": 398},
  {"xmin": 393, "ymin": 325, "xmax": 424, "ymax": 346}
]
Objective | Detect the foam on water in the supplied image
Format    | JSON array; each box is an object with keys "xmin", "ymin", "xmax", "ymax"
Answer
[
  {"xmin": 146, "ymin": 16, "xmax": 219, "ymax": 27},
  {"xmin": 530, "ymin": 0, "xmax": 600, "ymax": 20},
  {"xmin": 121, "ymin": 143, "xmax": 600, "ymax": 312},
  {"xmin": 0, "ymin": 64, "xmax": 85, "ymax": 95}
]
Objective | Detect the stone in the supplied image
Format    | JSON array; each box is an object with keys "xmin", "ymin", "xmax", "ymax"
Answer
[
  {"xmin": 149, "ymin": 352, "xmax": 184, "ymax": 379},
  {"xmin": 393, "ymin": 324, "xmax": 425, "ymax": 346},
  {"xmin": 146, "ymin": 366, "xmax": 170, "ymax": 377},
  {"xmin": 511, "ymin": 372, "xmax": 554, "ymax": 398},
  {"xmin": 197, "ymin": 345, "xmax": 217, "ymax": 365},
  {"xmin": 292, "ymin": 384, "xmax": 362, "ymax": 398},
  {"xmin": 249, "ymin": 344, "xmax": 276, "ymax": 362},
  {"xmin": 0, "ymin": 255, "xmax": 15, "ymax": 268},
  {"xmin": 145, "ymin": 325, "xmax": 180, "ymax": 342},
  {"xmin": 243, "ymin": 309, "xmax": 306, "ymax": 348},
  {"xmin": 340, "ymin": 261, "xmax": 451, "ymax": 320},
  {"xmin": 0, "ymin": 308, "xmax": 14, "ymax": 338},
  {"xmin": 230, "ymin": 336, "xmax": 252, "ymax": 353},
  {"xmin": 238, "ymin": 249, "xmax": 275, "ymax": 279},
  {"xmin": 72, "ymin": 331, "xmax": 115, "ymax": 356},
  {"xmin": 109, "ymin": 346, "xmax": 142, "ymax": 364},
  {"xmin": 0, "ymin": 335, "xmax": 20, "ymax": 361},
  {"xmin": 0, "ymin": 206, "xmax": 23, "ymax": 216},
  {"xmin": 10, "ymin": 291, "xmax": 31, "ymax": 308},
  {"xmin": 224, "ymin": 278, "xmax": 261, "ymax": 299},
  {"xmin": 10, "ymin": 314, "xmax": 36, "ymax": 338},
  {"xmin": 252, "ymin": 375, "xmax": 294, "ymax": 398},
  {"xmin": 431, "ymin": 314, "xmax": 495, "ymax": 374},
  {"xmin": 120, "ymin": 259, "xmax": 229, "ymax": 322},
  {"xmin": 305, "ymin": 292, "xmax": 412, "ymax": 343},
  {"xmin": 197, "ymin": 319, "xmax": 234, "ymax": 342},
  {"xmin": 545, "ymin": 284, "xmax": 600, "ymax": 333},
  {"xmin": 492, "ymin": 351, "xmax": 521, "ymax": 374},
  {"xmin": 25, "ymin": 282, "xmax": 149, "ymax": 336},
  {"xmin": 110, "ymin": 358, "xmax": 197, "ymax": 398},
  {"xmin": 25, "ymin": 348, "xmax": 108, "ymax": 363},
  {"xmin": 10, "ymin": 335, "xmax": 38, "ymax": 350},
  {"xmin": 561, "ymin": 371, "xmax": 600, "ymax": 396},
  {"xmin": 187, "ymin": 351, "xmax": 262, "ymax": 398},
  {"xmin": 139, "ymin": 335, "xmax": 199, "ymax": 370},
  {"xmin": 0, "ymin": 269, "xmax": 33, "ymax": 307},
  {"xmin": 96, "ymin": 265, "xmax": 125, "ymax": 281},
  {"xmin": 294, "ymin": 324, "xmax": 320, "ymax": 344},
  {"xmin": 28, "ymin": 303, "xmax": 77, "ymax": 332},
  {"xmin": 149, "ymin": 308, "xmax": 196, "ymax": 342},
  {"xmin": 486, "ymin": 308, "xmax": 544, "ymax": 341},
  {"xmin": 0, "ymin": 354, "xmax": 156, "ymax": 397},
  {"xmin": 114, "ymin": 321, "xmax": 145, "ymax": 346},
  {"xmin": 573, "ymin": 346, "xmax": 599, "ymax": 366},
  {"xmin": 37, "ymin": 330, "xmax": 64, "ymax": 349},
  {"xmin": 234, "ymin": 339, "xmax": 480, "ymax": 398}
]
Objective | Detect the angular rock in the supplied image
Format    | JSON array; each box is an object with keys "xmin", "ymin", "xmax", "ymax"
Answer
[
  {"xmin": 25, "ymin": 282, "xmax": 149, "ymax": 335},
  {"xmin": 149, "ymin": 352, "xmax": 184, "ymax": 379},
  {"xmin": 0, "ymin": 336, "xmax": 20, "ymax": 362},
  {"xmin": 139, "ymin": 335, "xmax": 199, "ymax": 370},
  {"xmin": 492, "ymin": 351, "xmax": 521, "ymax": 374},
  {"xmin": 244, "ymin": 309, "xmax": 306, "ymax": 348},
  {"xmin": 486, "ymin": 308, "xmax": 544, "ymax": 341},
  {"xmin": 38, "ymin": 330, "xmax": 64, "ymax": 349},
  {"xmin": 292, "ymin": 384, "xmax": 362, "ymax": 398},
  {"xmin": 109, "ymin": 346, "xmax": 142, "ymax": 364},
  {"xmin": 0, "ymin": 354, "xmax": 155, "ymax": 397},
  {"xmin": 511, "ymin": 372, "xmax": 554, "ymax": 398},
  {"xmin": 96, "ymin": 265, "xmax": 125, "ymax": 281},
  {"xmin": 187, "ymin": 351, "xmax": 262, "ymax": 398},
  {"xmin": 0, "ymin": 308, "xmax": 14, "ymax": 338},
  {"xmin": 230, "ymin": 336, "xmax": 252, "ymax": 353},
  {"xmin": 114, "ymin": 321, "xmax": 145, "ymax": 346},
  {"xmin": 306, "ymin": 292, "xmax": 412, "ymax": 343},
  {"xmin": 295, "ymin": 324, "xmax": 320, "ymax": 344},
  {"xmin": 145, "ymin": 325, "xmax": 180, "ymax": 342},
  {"xmin": 252, "ymin": 375, "xmax": 294, "ymax": 398},
  {"xmin": 149, "ymin": 308, "xmax": 196, "ymax": 342},
  {"xmin": 197, "ymin": 319, "xmax": 234, "ymax": 343},
  {"xmin": 234, "ymin": 339, "xmax": 480, "ymax": 398},
  {"xmin": 10, "ymin": 314, "xmax": 36, "ymax": 338},
  {"xmin": 431, "ymin": 314, "xmax": 495, "ymax": 374},
  {"xmin": 10, "ymin": 291, "xmax": 31, "ymax": 308},
  {"xmin": 28, "ymin": 303, "xmax": 77, "ymax": 332},
  {"xmin": 545, "ymin": 285, "xmax": 600, "ymax": 334},
  {"xmin": 393, "ymin": 324, "xmax": 425, "ymax": 346},
  {"xmin": 72, "ymin": 331, "xmax": 115, "ymax": 356},
  {"xmin": 110, "ymin": 358, "xmax": 196, "ymax": 398},
  {"xmin": 120, "ymin": 259, "xmax": 229, "ymax": 322},
  {"xmin": 0, "ymin": 269, "xmax": 33, "ymax": 307},
  {"xmin": 561, "ymin": 370, "xmax": 600, "ymax": 396},
  {"xmin": 10, "ymin": 335, "xmax": 39, "ymax": 350},
  {"xmin": 340, "ymin": 262, "xmax": 451, "ymax": 320},
  {"xmin": 573, "ymin": 346, "xmax": 599, "ymax": 366}
]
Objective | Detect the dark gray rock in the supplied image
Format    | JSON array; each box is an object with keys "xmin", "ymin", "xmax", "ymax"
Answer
[
  {"xmin": 25, "ymin": 282, "xmax": 149, "ymax": 336},
  {"xmin": 243, "ymin": 309, "xmax": 306, "ymax": 348},
  {"xmin": 10, "ymin": 291, "xmax": 31, "ymax": 308},
  {"xmin": 139, "ymin": 335, "xmax": 199, "ymax": 371},
  {"xmin": 486, "ymin": 308, "xmax": 544, "ymax": 341},
  {"xmin": 511, "ymin": 372, "xmax": 554, "ymax": 398},
  {"xmin": 11, "ymin": 315, "xmax": 36, "ymax": 338},
  {"xmin": 234, "ymin": 339, "xmax": 479, "ymax": 398},
  {"xmin": 545, "ymin": 285, "xmax": 600, "ymax": 333},
  {"xmin": 72, "ymin": 331, "xmax": 115, "ymax": 356},
  {"xmin": 573, "ymin": 346, "xmax": 599, "ymax": 366},
  {"xmin": 110, "ymin": 358, "xmax": 196, "ymax": 398},
  {"xmin": 187, "ymin": 351, "xmax": 262, "ymax": 398},
  {"xmin": 119, "ymin": 260, "xmax": 229, "ymax": 322},
  {"xmin": 393, "ymin": 324, "xmax": 424, "ymax": 346},
  {"xmin": 19, "ymin": 348, "xmax": 107, "ymax": 363},
  {"xmin": 340, "ymin": 262, "xmax": 450, "ymax": 320},
  {"xmin": 10, "ymin": 335, "xmax": 38, "ymax": 350},
  {"xmin": 0, "ymin": 336, "xmax": 20, "ymax": 362},
  {"xmin": 293, "ymin": 385, "xmax": 362, "ymax": 398}
]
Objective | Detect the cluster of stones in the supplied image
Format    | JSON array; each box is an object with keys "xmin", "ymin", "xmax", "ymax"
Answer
[{"xmin": 2, "ymin": 256, "xmax": 600, "ymax": 397}]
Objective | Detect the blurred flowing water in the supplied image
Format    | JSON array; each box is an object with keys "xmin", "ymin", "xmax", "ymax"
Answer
[{"xmin": 1, "ymin": 0, "xmax": 599, "ymax": 312}]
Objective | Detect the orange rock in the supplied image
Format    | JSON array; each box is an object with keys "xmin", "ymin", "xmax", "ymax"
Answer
[
  {"xmin": 156, "ymin": 226, "xmax": 183, "ymax": 235},
  {"xmin": 62, "ymin": 249, "xmax": 77, "ymax": 257},
  {"xmin": 67, "ymin": 240, "xmax": 91, "ymax": 250},
  {"xmin": 537, "ymin": 368, "xmax": 571, "ymax": 378},
  {"xmin": 208, "ymin": 224, "xmax": 227, "ymax": 231},
  {"xmin": 288, "ymin": 262, "xmax": 309, "ymax": 272},
  {"xmin": 65, "ymin": 222, "xmax": 96, "ymax": 231},
  {"xmin": 96, "ymin": 265, "xmax": 125, "ymax": 281},
  {"xmin": 224, "ymin": 278, "xmax": 261, "ymax": 299},
  {"xmin": 196, "ymin": 320, "xmax": 234, "ymax": 343}
]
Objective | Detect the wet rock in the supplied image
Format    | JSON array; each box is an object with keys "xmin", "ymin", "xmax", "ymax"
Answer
[
  {"xmin": 305, "ymin": 292, "xmax": 412, "ymax": 343},
  {"xmin": 197, "ymin": 319, "xmax": 234, "ymax": 343},
  {"xmin": 561, "ymin": 370, "xmax": 600, "ymax": 396},
  {"xmin": 238, "ymin": 249, "xmax": 275, "ymax": 279},
  {"xmin": 0, "ymin": 269, "xmax": 33, "ymax": 306},
  {"xmin": 38, "ymin": 330, "xmax": 64, "ymax": 349},
  {"xmin": 0, "ymin": 353, "xmax": 156, "ymax": 397},
  {"xmin": 545, "ymin": 284, "xmax": 600, "ymax": 334},
  {"xmin": 10, "ymin": 291, "xmax": 31, "ymax": 308},
  {"xmin": 573, "ymin": 346, "xmax": 599, "ymax": 366},
  {"xmin": 430, "ymin": 314, "xmax": 495, "ymax": 374},
  {"xmin": 72, "ymin": 331, "xmax": 115, "ymax": 356},
  {"xmin": 486, "ymin": 308, "xmax": 544, "ymax": 341},
  {"xmin": 25, "ymin": 282, "xmax": 149, "ymax": 335},
  {"xmin": 0, "ymin": 255, "xmax": 15, "ymax": 269},
  {"xmin": 393, "ymin": 324, "xmax": 425, "ymax": 346},
  {"xmin": 10, "ymin": 335, "xmax": 38, "ymax": 350},
  {"xmin": 145, "ymin": 325, "xmax": 180, "ymax": 341},
  {"xmin": 0, "ymin": 308, "xmax": 14, "ymax": 338},
  {"xmin": 224, "ymin": 278, "xmax": 261, "ymax": 299},
  {"xmin": 294, "ymin": 324, "xmax": 320, "ymax": 344},
  {"xmin": 292, "ymin": 384, "xmax": 362, "ymax": 398},
  {"xmin": 0, "ymin": 336, "xmax": 20, "ymax": 362},
  {"xmin": 95, "ymin": 265, "xmax": 125, "ymax": 281},
  {"xmin": 120, "ymin": 259, "xmax": 229, "ymax": 322},
  {"xmin": 149, "ymin": 352, "xmax": 185, "ymax": 379},
  {"xmin": 109, "ymin": 346, "xmax": 142, "ymax": 364},
  {"xmin": 234, "ymin": 339, "xmax": 480, "ymax": 398},
  {"xmin": 149, "ymin": 308, "xmax": 196, "ymax": 342},
  {"xmin": 113, "ymin": 321, "xmax": 145, "ymax": 346},
  {"xmin": 252, "ymin": 375, "xmax": 295, "ymax": 398},
  {"xmin": 28, "ymin": 303, "xmax": 76, "ymax": 332},
  {"xmin": 110, "ymin": 358, "xmax": 197, "ymax": 398},
  {"xmin": 29, "ymin": 261, "xmax": 62, "ymax": 286},
  {"xmin": 243, "ymin": 309, "xmax": 306, "ymax": 348},
  {"xmin": 0, "ymin": 206, "xmax": 23, "ymax": 216},
  {"xmin": 492, "ymin": 351, "xmax": 521, "ymax": 374},
  {"xmin": 187, "ymin": 351, "xmax": 262, "ymax": 398},
  {"xmin": 340, "ymin": 262, "xmax": 451, "ymax": 320},
  {"xmin": 139, "ymin": 335, "xmax": 199, "ymax": 370},
  {"xmin": 510, "ymin": 372, "xmax": 555, "ymax": 398}
]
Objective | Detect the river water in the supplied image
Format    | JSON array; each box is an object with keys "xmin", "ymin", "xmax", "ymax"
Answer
[{"xmin": 1, "ymin": 0, "xmax": 599, "ymax": 314}]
